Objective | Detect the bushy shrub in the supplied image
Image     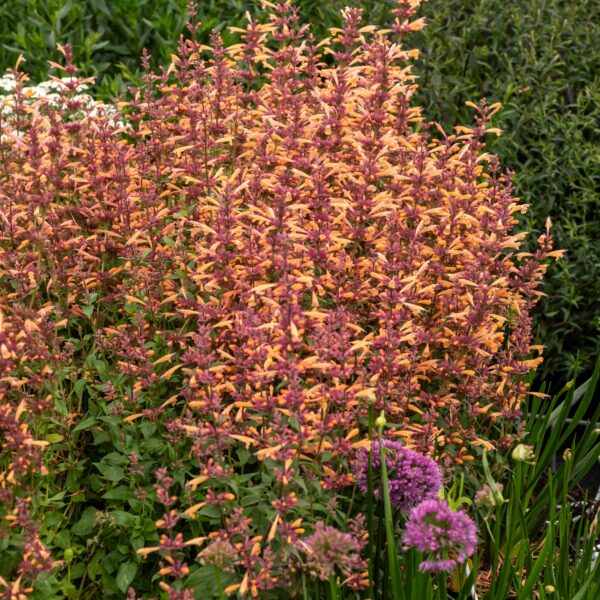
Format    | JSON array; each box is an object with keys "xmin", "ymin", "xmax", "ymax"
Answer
[
  {"xmin": 2, "ymin": 0, "xmax": 596, "ymax": 393},
  {"xmin": 0, "ymin": 2, "xmax": 564, "ymax": 598}
]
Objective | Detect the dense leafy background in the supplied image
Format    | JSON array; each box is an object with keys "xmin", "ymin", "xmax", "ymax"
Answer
[{"xmin": 412, "ymin": 0, "xmax": 600, "ymax": 391}]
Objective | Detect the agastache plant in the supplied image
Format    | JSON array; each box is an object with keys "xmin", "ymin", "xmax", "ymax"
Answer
[{"xmin": 0, "ymin": 0, "xmax": 560, "ymax": 596}]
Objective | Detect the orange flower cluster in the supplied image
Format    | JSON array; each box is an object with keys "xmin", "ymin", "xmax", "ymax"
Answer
[
  {"xmin": 0, "ymin": 1, "xmax": 559, "ymax": 595},
  {"xmin": 0, "ymin": 308, "xmax": 56, "ymax": 589}
]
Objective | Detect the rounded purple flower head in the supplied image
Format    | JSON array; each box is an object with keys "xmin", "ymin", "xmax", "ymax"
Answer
[
  {"xmin": 403, "ymin": 498, "xmax": 477, "ymax": 573},
  {"xmin": 355, "ymin": 439, "xmax": 442, "ymax": 511}
]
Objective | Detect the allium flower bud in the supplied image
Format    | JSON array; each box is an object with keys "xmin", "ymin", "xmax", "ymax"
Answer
[
  {"xmin": 474, "ymin": 483, "xmax": 505, "ymax": 508},
  {"xmin": 544, "ymin": 585, "xmax": 556, "ymax": 594},
  {"xmin": 512, "ymin": 444, "xmax": 535, "ymax": 463},
  {"xmin": 375, "ymin": 411, "xmax": 387, "ymax": 429},
  {"xmin": 403, "ymin": 498, "xmax": 477, "ymax": 573},
  {"xmin": 562, "ymin": 448, "xmax": 572, "ymax": 462},
  {"xmin": 355, "ymin": 440, "xmax": 442, "ymax": 511}
]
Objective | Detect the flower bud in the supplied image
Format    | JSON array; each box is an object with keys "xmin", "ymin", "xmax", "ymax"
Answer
[
  {"xmin": 565, "ymin": 380, "xmax": 574, "ymax": 390},
  {"xmin": 544, "ymin": 585, "xmax": 556, "ymax": 593},
  {"xmin": 364, "ymin": 391, "xmax": 376, "ymax": 405},
  {"xmin": 475, "ymin": 483, "xmax": 505, "ymax": 507},
  {"xmin": 64, "ymin": 548, "xmax": 74, "ymax": 564},
  {"xmin": 562, "ymin": 448, "xmax": 572, "ymax": 462},
  {"xmin": 374, "ymin": 411, "xmax": 387, "ymax": 429},
  {"xmin": 512, "ymin": 444, "xmax": 535, "ymax": 463}
]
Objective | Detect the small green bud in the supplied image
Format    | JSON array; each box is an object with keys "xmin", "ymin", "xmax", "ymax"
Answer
[
  {"xmin": 565, "ymin": 380, "xmax": 574, "ymax": 390},
  {"xmin": 374, "ymin": 410, "xmax": 386, "ymax": 429},
  {"xmin": 563, "ymin": 448, "xmax": 572, "ymax": 462},
  {"xmin": 512, "ymin": 444, "xmax": 535, "ymax": 464},
  {"xmin": 64, "ymin": 548, "xmax": 74, "ymax": 564},
  {"xmin": 544, "ymin": 585, "xmax": 556, "ymax": 594}
]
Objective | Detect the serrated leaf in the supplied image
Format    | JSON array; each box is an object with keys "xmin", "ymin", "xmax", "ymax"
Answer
[
  {"xmin": 95, "ymin": 463, "xmax": 125, "ymax": 482},
  {"xmin": 109, "ymin": 510, "xmax": 137, "ymax": 528}
]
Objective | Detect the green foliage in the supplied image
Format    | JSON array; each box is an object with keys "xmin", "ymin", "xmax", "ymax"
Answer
[{"xmin": 0, "ymin": 0, "xmax": 359, "ymax": 99}]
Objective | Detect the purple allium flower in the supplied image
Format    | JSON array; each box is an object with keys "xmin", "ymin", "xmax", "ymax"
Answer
[
  {"xmin": 403, "ymin": 498, "xmax": 477, "ymax": 573},
  {"xmin": 355, "ymin": 440, "xmax": 442, "ymax": 511},
  {"xmin": 300, "ymin": 521, "xmax": 365, "ymax": 582}
]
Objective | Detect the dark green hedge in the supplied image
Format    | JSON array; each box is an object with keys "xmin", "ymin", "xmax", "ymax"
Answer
[{"xmin": 2, "ymin": 0, "xmax": 598, "ymax": 389}]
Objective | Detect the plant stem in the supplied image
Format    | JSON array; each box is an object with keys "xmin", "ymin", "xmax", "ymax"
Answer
[
  {"xmin": 377, "ymin": 416, "xmax": 402, "ymax": 600},
  {"xmin": 367, "ymin": 403, "xmax": 375, "ymax": 599},
  {"xmin": 329, "ymin": 575, "xmax": 339, "ymax": 600},
  {"xmin": 215, "ymin": 567, "xmax": 225, "ymax": 600}
]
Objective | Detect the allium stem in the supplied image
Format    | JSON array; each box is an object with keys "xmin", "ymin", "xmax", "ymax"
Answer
[
  {"xmin": 366, "ymin": 403, "xmax": 375, "ymax": 598},
  {"xmin": 377, "ymin": 419, "xmax": 402, "ymax": 600},
  {"xmin": 329, "ymin": 575, "xmax": 339, "ymax": 600},
  {"xmin": 438, "ymin": 570, "xmax": 447, "ymax": 598},
  {"xmin": 302, "ymin": 573, "xmax": 309, "ymax": 600},
  {"xmin": 215, "ymin": 567, "xmax": 225, "ymax": 600}
]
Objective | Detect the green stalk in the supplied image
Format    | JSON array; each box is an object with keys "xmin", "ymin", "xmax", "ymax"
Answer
[
  {"xmin": 215, "ymin": 567, "xmax": 225, "ymax": 600},
  {"xmin": 302, "ymin": 573, "xmax": 309, "ymax": 600},
  {"xmin": 438, "ymin": 572, "xmax": 447, "ymax": 599},
  {"xmin": 377, "ymin": 412, "xmax": 402, "ymax": 600},
  {"xmin": 329, "ymin": 575, "xmax": 339, "ymax": 600},
  {"xmin": 367, "ymin": 403, "xmax": 376, "ymax": 599}
]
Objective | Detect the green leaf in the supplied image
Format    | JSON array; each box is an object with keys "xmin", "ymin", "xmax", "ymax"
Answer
[
  {"xmin": 74, "ymin": 378, "xmax": 87, "ymax": 401},
  {"xmin": 116, "ymin": 561, "xmax": 137, "ymax": 593},
  {"xmin": 53, "ymin": 530, "xmax": 71, "ymax": 549},
  {"xmin": 87, "ymin": 550, "xmax": 105, "ymax": 581},
  {"xmin": 95, "ymin": 463, "xmax": 125, "ymax": 482},
  {"xmin": 81, "ymin": 304, "xmax": 95, "ymax": 319},
  {"xmin": 72, "ymin": 507, "xmax": 97, "ymax": 537},
  {"xmin": 199, "ymin": 504, "xmax": 223, "ymax": 519},
  {"xmin": 185, "ymin": 565, "xmax": 219, "ymax": 594},
  {"xmin": 102, "ymin": 486, "xmax": 132, "ymax": 501},
  {"xmin": 140, "ymin": 420, "xmax": 156, "ymax": 438},
  {"xmin": 72, "ymin": 416, "xmax": 97, "ymax": 433},
  {"xmin": 109, "ymin": 510, "xmax": 137, "ymax": 528}
]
